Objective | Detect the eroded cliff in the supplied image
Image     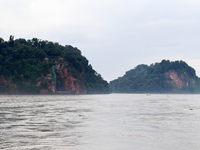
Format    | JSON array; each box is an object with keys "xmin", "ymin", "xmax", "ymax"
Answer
[{"xmin": 38, "ymin": 58, "xmax": 87, "ymax": 94}]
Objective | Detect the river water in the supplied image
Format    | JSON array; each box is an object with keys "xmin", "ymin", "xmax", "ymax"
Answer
[{"xmin": 0, "ymin": 94, "xmax": 200, "ymax": 150}]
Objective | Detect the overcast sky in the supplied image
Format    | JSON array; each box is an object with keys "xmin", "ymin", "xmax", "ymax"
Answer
[{"xmin": 1, "ymin": 0, "xmax": 200, "ymax": 81}]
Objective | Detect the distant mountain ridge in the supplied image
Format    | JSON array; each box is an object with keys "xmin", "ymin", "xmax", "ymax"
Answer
[
  {"xmin": 110, "ymin": 60, "xmax": 200, "ymax": 93},
  {"xmin": 0, "ymin": 36, "xmax": 110, "ymax": 94}
]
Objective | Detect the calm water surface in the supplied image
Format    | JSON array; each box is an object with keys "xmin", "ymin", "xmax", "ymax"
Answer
[{"xmin": 0, "ymin": 94, "xmax": 200, "ymax": 150}]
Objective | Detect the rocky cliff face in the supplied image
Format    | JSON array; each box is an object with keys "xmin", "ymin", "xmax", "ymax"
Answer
[
  {"xmin": 167, "ymin": 70, "xmax": 193, "ymax": 90},
  {"xmin": 37, "ymin": 58, "xmax": 87, "ymax": 94},
  {"xmin": 0, "ymin": 59, "xmax": 87, "ymax": 94}
]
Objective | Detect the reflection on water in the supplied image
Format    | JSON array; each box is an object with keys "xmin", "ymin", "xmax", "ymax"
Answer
[{"xmin": 0, "ymin": 94, "xmax": 200, "ymax": 150}]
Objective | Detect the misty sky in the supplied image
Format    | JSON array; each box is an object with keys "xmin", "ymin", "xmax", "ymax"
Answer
[{"xmin": 1, "ymin": 0, "xmax": 200, "ymax": 81}]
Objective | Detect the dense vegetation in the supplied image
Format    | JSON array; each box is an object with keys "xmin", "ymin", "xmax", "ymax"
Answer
[
  {"xmin": 0, "ymin": 36, "xmax": 109, "ymax": 94},
  {"xmin": 110, "ymin": 60, "xmax": 200, "ymax": 93}
]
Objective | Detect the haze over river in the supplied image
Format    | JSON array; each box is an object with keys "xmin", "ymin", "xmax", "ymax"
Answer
[{"xmin": 0, "ymin": 94, "xmax": 200, "ymax": 150}]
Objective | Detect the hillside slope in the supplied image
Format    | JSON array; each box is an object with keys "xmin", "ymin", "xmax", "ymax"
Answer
[
  {"xmin": 0, "ymin": 36, "xmax": 109, "ymax": 94},
  {"xmin": 110, "ymin": 60, "xmax": 200, "ymax": 93}
]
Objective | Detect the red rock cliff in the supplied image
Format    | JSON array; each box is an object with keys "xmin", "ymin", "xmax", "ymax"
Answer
[
  {"xmin": 168, "ymin": 70, "xmax": 192, "ymax": 90},
  {"xmin": 55, "ymin": 63, "xmax": 86, "ymax": 94},
  {"xmin": 38, "ymin": 59, "xmax": 87, "ymax": 94}
]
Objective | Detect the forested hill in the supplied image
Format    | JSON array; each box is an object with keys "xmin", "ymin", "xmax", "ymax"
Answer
[
  {"xmin": 0, "ymin": 36, "xmax": 110, "ymax": 94},
  {"xmin": 110, "ymin": 60, "xmax": 200, "ymax": 93}
]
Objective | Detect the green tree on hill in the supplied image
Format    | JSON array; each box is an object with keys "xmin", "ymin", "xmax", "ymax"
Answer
[
  {"xmin": 110, "ymin": 60, "xmax": 200, "ymax": 93},
  {"xmin": 0, "ymin": 36, "xmax": 109, "ymax": 94}
]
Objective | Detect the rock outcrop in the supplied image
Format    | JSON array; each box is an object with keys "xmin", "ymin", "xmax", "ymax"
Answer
[
  {"xmin": 169, "ymin": 70, "xmax": 185, "ymax": 89},
  {"xmin": 37, "ymin": 59, "xmax": 87, "ymax": 94}
]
